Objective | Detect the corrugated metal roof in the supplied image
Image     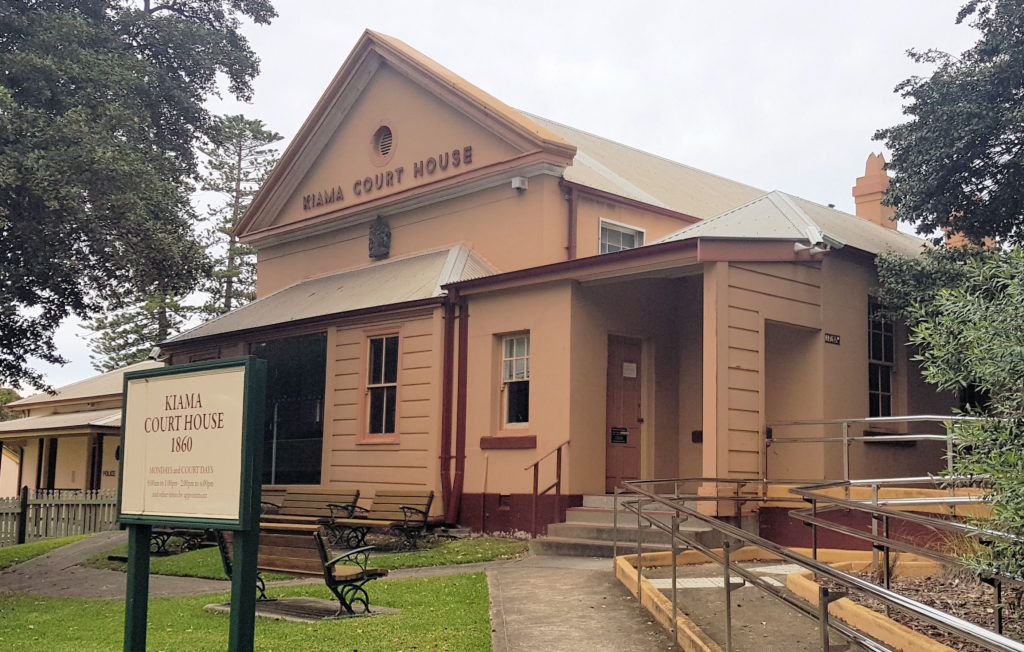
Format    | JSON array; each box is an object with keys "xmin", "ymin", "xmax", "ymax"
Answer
[
  {"xmin": 0, "ymin": 408, "xmax": 122, "ymax": 436},
  {"xmin": 11, "ymin": 360, "xmax": 164, "ymax": 408},
  {"xmin": 790, "ymin": 195, "xmax": 926, "ymax": 257},
  {"xmin": 655, "ymin": 190, "xmax": 927, "ymax": 257},
  {"xmin": 527, "ymin": 114, "xmax": 766, "ymax": 219},
  {"xmin": 167, "ymin": 245, "xmax": 494, "ymax": 344}
]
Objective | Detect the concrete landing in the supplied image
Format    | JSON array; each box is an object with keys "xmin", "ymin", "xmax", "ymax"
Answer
[
  {"xmin": 490, "ymin": 556, "xmax": 676, "ymax": 651},
  {"xmin": 644, "ymin": 561, "xmax": 870, "ymax": 651}
]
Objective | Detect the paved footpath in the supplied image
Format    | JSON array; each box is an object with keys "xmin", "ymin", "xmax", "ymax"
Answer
[
  {"xmin": 0, "ymin": 532, "xmax": 676, "ymax": 651},
  {"xmin": 0, "ymin": 531, "xmax": 228, "ymax": 598}
]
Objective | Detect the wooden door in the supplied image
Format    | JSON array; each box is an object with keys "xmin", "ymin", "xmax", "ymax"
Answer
[{"xmin": 605, "ymin": 335, "xmax": 642, "ymax": 492}]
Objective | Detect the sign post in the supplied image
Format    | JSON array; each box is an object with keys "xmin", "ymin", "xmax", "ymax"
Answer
[{"xmin": 117, "ymin": 357, "xmax": 265, "ymax": 652}]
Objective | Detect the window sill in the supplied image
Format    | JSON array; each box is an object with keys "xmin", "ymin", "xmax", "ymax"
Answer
[
  {"xmin": 480, "ymin": 434, "xmax": 537, "ymax": 450},
  {"xmin": 356, "ymin": 434, "xmax": 400, "ymax": 445}
]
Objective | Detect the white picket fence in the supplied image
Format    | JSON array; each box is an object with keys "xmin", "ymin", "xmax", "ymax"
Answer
[{"xmin": 0, "ymin": 488, "xmax": 119, "ymax": 547}]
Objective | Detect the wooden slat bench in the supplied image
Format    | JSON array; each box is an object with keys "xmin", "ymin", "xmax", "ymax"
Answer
[
  {"xmin": 333, "ymin": 490, "xmax": 434, "ymax": 550},
  {"xmin": 260, "ymin": 488, "xmax": 360, "ymax": 544},
  {"xmin": 259, "ymin": 486, "xmax": 288, "ymax": 513},
  {"xmin": 217, "ymin": 524, "xmax": 388, "ymax": 617}
]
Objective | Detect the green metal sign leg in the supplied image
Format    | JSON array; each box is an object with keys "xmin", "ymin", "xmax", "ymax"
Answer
[
  {"xmin": 228, "ymin": 528, "xmax": 259, "ymax": 652},
  {"xmin": 124, "ymin": 524, "xmax": 152, "ymax": 651}
]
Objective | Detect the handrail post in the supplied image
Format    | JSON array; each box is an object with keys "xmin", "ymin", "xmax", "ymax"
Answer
[
  {"xmin": 612, "ymin": 487, "xmax": 619, "ymax": 561},
  {"xmin": 871, "ymin": 483, "xmax": 879, "ymax": 572},
  {"xmin": 818, "ymin": 585, "xmax": 831, "ymax": 652},
  {"xmin": 636, "ymin": 498, "xmax": 643, "ymax": 601},
  {"xmin": 531, "ymin": 464, "xmax": 539, "ymax": 537},
  {"xmin": 994, "ymin": 578, "xmax": 1003, "ymax": 635},
  {"xmin": 947, "ymin": 423, "xmax": 955, "ymax": 477},
  {"xmin": 811, "ymin": 498, "xmax": 818, "ymax": 562},
  {"xmin": 882, "ymin": 514, "xmax": 891, "ymax": 591},
  {"xmin": 671, "ymin": 512, "xmax": 679, "ymax": 650},
  {"xmin": 554, "ymin": 446, "xmax": 563, "ymax": 527},
  {"xmin": 723, "ymin": 539, "xmax": 733, "ymax": 652},
  {"xmin": 842, "ymin": 420, "xmax": 850, "ymax": 498}
]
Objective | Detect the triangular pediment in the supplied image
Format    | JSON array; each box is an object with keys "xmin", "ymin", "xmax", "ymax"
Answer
[{"xmin": 239, "ymin": 30, "xmax": 576, "ymax": 243}]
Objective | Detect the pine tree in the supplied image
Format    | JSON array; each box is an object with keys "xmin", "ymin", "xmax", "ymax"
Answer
[
  {"xmin": 200, "ymin": 114, "xmax": 283, "ymax": 317},
  {"xmin": 85, "ymin": 289, "xmax": 196, "ymax": 372}
]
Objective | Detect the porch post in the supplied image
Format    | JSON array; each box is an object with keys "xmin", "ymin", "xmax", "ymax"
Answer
[{"xmin": 700, "ymin": 263, "xmax": 731, "ymax": 514}]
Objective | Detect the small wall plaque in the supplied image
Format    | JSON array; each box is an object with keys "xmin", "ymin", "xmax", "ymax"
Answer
[
  {"xmin": 824, "ymin": 333, "xmax": 841, "ymax": 345},
  {"xmin": 610, "ymin": 427, "xmax": 628, "ymax": 444},
  {"xmin": 622, "ymin": 362, "xmax": 637, "ymax": 378}
]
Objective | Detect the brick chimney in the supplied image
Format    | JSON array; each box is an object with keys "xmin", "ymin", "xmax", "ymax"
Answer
[{"xmin": 852, "ymin": 153, "xmax": 897, "ymax": 229}]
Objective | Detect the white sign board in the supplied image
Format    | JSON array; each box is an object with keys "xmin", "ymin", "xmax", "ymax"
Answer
[{"xmin": 120, "ymin": 366, "xmax": 247, "ymax": 521}]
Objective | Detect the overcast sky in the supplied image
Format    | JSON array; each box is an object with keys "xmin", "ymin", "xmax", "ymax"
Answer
[{"xmin": 29, "ymin": 0, "xmax": 980, "ymax": 392}]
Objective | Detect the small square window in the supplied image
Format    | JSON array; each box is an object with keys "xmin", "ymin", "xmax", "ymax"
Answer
[
  {"xmin": 600, "ymin": 221, "xmax": 645, "ymax": 254},
  {"xmin": 501, "ymin": 334, "xmax": 530, "ymax": 424}
]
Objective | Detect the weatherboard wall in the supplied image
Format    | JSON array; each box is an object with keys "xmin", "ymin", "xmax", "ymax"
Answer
[{"xmin": 325, "ymin": 309, "xmax": 442, "ymax": 497}]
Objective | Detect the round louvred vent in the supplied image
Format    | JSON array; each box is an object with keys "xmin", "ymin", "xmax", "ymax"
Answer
[{"xmin": 375, "ymin": 125, "xmax": 392, "ymax": 156}]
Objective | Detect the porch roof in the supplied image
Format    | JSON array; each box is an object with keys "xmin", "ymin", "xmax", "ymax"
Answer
[
  {"xmin": 11, "ymin": 360, "xmax": 164, "ymax": 409},
  {"xmin": 165, "ymin": 245, "xmax": 494, "ymax": 345},
  {"xmin": 0, "ymin": 408, "xmax": 121, "ymax": 438},
  {"xmin": 656, "ymin": 191, "xmax": 926, "ymax": 257}
]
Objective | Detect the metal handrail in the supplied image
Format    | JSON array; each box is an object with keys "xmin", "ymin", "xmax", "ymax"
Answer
[
  {"xmin": 792, "ymin": 475, "xmax": 1022, "ymax": 635},
  {"xmin": 620, "ymin": 477, "xmax": 1024, "ymax": 652},
  {"xmin": 765, "ymin": 414, "xmax": 983, "ymax": 484},
  {"xmin": 522, "ymin": 438, "xmax": 570, "ymax": 471},
  {"xmin": 769, "ymin": 414, "xmax": 980, "ymax": 426},
  {"xmin": 525, "ymin": 439, "xmax": 569, "ymax": 536}
]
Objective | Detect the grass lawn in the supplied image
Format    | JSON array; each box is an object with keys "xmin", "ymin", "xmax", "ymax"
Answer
[
  {"xmin": 82, "ymin": 535, "xmax": 528, "ymax": 579},
  {"xmin": 0, "ymin": 572, "xmax": 492, "ymax": 651},
  {"xmin": 0, "ymin": 535, "xmax": 88, "ymax": 570}
]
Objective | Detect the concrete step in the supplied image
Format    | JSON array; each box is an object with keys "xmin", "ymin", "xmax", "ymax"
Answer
[
  {"xmin": 547, "ymin": 522, "xmax": 724, "ymax": 546},
  {"xmin": 564, "ymin": 507, "xmax": 710, "ymax": 529},
  {"xmin": 532, "ymin": 525, "xmax": 725, "ymax": 557},
  {"xmin": 530, "ymin": 494, "xmax": 727, "ymax": 558},
  {"xmin": 547, "ymin": 522, "xmax": 676, "ymax": 544},
  {"xmin": 583, "ymin": 494, "xmax": 697, "ymax": 510},
  {"xmin": 529, "ymin": 536, "xmax": 675, "ymax": 558}
]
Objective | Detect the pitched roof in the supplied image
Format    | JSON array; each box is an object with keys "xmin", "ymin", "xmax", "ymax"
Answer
[
  {"xmin": 10, "ymin": 360, "xmax": 164, "ymax": 408},
  {"xmin": 656, "ymin": 190, "xmax": 927, "ymax": 257},
  {"xmin": 530, "ymin": 115, "xmax": 766, "ymax": 219},
  {"xmin": 166, "ymin": 245, "xmax": 494, "ymax": 344},
  {"xmin": 0, "ymin": 408, "xmax": 122, "ymax": 436}
]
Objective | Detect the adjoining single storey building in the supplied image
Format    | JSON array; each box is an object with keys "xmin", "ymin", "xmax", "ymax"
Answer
[
  {"xmin": 0, "ymin": 361, "xmax": 163, "ymax": 495},
  {"xmin": 161, "ymin": 31, "xmax": 955, "ymax": 533}
]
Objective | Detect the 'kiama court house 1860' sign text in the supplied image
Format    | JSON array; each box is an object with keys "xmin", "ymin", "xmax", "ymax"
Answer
[{"xmin": 120, "ymin": 365, "xmax": 249, "ymax": 523}]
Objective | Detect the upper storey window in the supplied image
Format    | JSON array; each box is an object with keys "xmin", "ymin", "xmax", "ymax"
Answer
[{"xmin": 600, "ymin": 220, "xmax": 645, "ymax": 254}]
